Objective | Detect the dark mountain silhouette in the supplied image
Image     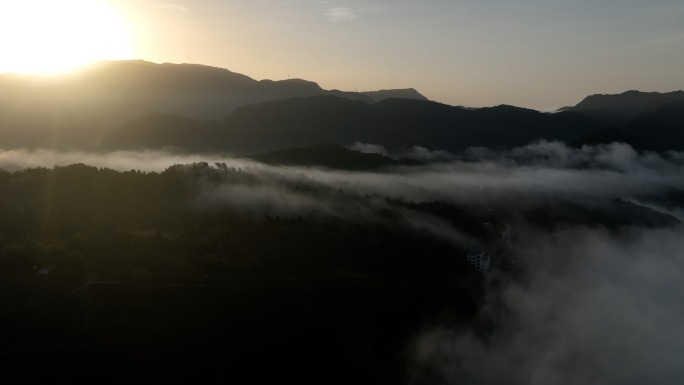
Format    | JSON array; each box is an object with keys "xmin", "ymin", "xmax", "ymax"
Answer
[
  {"xmin": 1, "ymin": 60, "xmax": 682, "ymax": 154},
  {"xmin": 568, "ymin": 99, "xmax": 684, "ymax": 151},
  {"xmin": 569, "ymin": 127, "xmax": 654, "ymax": 151},
  {"xmin": 562, "ymin": 90, "xmax": 684, "ymax": 124},
  {"xmin": 248, "ymin": 144, "xmax": 421, "ymax": 170},
  {"xmin": 621, "ymin": 101, "xmax": 684, "ymax": 151},
  {"xmin": 360, "ymin": 88, "xmax": 428, "ymax": 103},
  {"xmin": 110, "ymin": 113, "xmax": 219, "ymax": 151},
  {"xmin": 104, "ymin": 95, "xmax": 605, "ymax": 154},
  {"xmin": 0, "ymin": 60, "xmax": 424, "ymax": 149}
]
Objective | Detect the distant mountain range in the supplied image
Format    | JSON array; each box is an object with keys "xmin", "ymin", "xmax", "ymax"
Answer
[
  {"xmin": 561, "ymin": 90, "xmax": 684, "ymax": 123},
  {"xmin": 0, "ymin": 61, "xmax": 682, "ymax": 153},
  {"xmin": 561, "ymin": 90, "xmax": 684, "ymax": 151},
  {"xmin": 0, "ymin": 60, "xmax": 426, "ymax": 149},
  {"xmin": 104, "ymin": 97, "xmax": 603, "ymax": 154},
  {"xmin": 359, "ymin": 88, "xmax": 428, "ymax": 103}
]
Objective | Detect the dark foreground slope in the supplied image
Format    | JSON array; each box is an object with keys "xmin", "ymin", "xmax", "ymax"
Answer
[
  {"xmin": 0, "ymin": 164, "xmax": 483, "ymax": 384},
  {"xmin": 0, "ymin": 162, "xmax": 679, "ymax": 383}
]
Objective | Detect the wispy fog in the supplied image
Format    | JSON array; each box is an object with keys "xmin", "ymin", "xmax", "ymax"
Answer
[
  {"xmin": 411, "ymin": 227, "xmax": 684, "ymax": 385},
  {"xmin": 2, "ymin": 142, "xmax": 683, "ymax": 383},
  {"xmin": 0, "ymin": 149, "xmax": 247, "ymax": 173},
  {"xmin": 347, "ymin": 142, "xmax": 390, "ymax": 157},
  {"xmin": 309, "ymin": 141, "xmax": 684, "ymax": 210},
  {"xmin": 2, "ymin": 141, "xmax": 683, "ymax": 211}
]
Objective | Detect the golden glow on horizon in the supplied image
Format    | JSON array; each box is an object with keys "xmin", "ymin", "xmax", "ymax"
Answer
[{"xmin": 0, "ymin": 0, "xmax": 132, "ymax": 74}]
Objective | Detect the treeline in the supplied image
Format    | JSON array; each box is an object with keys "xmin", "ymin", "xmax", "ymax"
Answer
[
  {"xmin": 0, "ymin": 162, "xmax": 491, "ymax": 384},
  {"xmin": 1, "ymin": 162, "xmax": 680, "ymax": 383},
  {"xmin": 0, "ymin": 163, "xmax": 484, "ymax": 292}
]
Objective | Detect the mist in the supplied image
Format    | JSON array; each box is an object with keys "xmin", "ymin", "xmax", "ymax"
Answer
[
  {"xmin": 410, "ymin": 226, "xmax": 684, "ymax": 385},
  {"xmin": 305, "ymin": 141, "xmax": 684, "ymax": 211},
  {"xmin": 0, "ymin": 148, "xmax": 248, "ymax": 173},
  {"xmin": 2, "ymin": 141, "xmax": 683, "ymax": 215},
  {"xmin": 1, "ymin": 142, "xmax": 683, "ymax": 383}
]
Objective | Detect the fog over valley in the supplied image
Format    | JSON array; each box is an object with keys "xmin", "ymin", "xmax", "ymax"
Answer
[
  {"xmin": 1, "ymin": 61, "xmax": 683, "ymax": 384},
  {"xmin": 1, "ymin": 141, "xmax": 682, "ymax": 210}
]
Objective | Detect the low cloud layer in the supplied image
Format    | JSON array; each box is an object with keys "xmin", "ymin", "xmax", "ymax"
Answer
[
  {"xmin": 347, "ymin": 142, "xmax": 390, "ymax": 156},
  {"xmin": 307, "ymin": 142, "xmax": 684, "ymax": 210},
  {"xmin": 1, "ymin": 142, "xmax": 683, "ymax": 212},
  {"xmin": 402, "ymin": 142, "xmax": 684, "ymax": 384},
  {"xmin": 1, "ymin": 142, "xmax": 683, "ymax": 383},
  {"xmin": 0, "ymin": 149, "xmax": 250, "ymax": 173},
  {"xmin": 411, "ymin": 227, "xmax": 684, "ymax": 385}
]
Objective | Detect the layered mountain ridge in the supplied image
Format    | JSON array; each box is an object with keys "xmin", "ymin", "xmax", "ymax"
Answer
[
  {"xmin": 0, "ymin": 60, "xmax": 682, "ymax": 154},
  {"xmin": 0, "ymin": 60, "xmax": 426, "ymax": 149}
]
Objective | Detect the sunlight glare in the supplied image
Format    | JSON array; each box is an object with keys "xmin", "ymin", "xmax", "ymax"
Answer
[{"xmin": 0, "ymin": 0, "xmax": 132, "ymax": 74}]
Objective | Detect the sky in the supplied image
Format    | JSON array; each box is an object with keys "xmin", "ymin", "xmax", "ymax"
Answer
[{"xmin": 3, "ymin": 0, "xmax": 684, "ymax": 109}]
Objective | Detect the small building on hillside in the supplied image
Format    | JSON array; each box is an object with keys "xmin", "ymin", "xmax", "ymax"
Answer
[{"xmin": 467, "ymin": 251, "xmax": 490, "ymax": 273}]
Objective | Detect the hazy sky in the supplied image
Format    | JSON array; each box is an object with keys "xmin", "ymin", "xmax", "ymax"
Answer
[{"xmin": 6, "ymin": 0, "xmax": 684, "ymax": 109}]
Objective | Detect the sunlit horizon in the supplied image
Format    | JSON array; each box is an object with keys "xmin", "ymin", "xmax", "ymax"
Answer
[
  {"xmin": 0, "ymin": 0, "xmax": 133, "ymax": 74},
  {"xmin": 1, "ymin": 0, "xmax": 683, "ymax": 108}
]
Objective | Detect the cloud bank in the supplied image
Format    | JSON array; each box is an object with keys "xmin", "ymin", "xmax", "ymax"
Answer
[
  {"xmin": 1, "ymin": 142, "xmax": 683, "ymax": 383},
  {"xmin": 1, "ymin": 142, "xmax": 683, "ymax": 212},
  {"xmin": 410, "ymin": 227, "xmax": 684, "ymax": 385}
]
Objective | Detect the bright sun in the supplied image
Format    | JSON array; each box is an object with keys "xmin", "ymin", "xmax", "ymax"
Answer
[{"xmin": 0, "ymin": 0, "xmax": 132, "ymax": 74}]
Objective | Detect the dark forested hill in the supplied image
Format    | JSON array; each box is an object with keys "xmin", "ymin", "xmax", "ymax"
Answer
[
  {"xmin": 360, "ymin": 88, "xmax": 429, "ymax": 103},
  {"xmin": 621, "ymin": 101, "xmax": 684, "ymax": 151},
  {"xmin": 0, "ymin": 160, "xmax": 680, "ymax": 383},
  {"xmin": 562, "ymin": 90, "xmax": 684, "ymax": 124},
  {"xmin": 104, "ymin": 96, "xmax": 605, "ymax": 154},
  {"xmin": 248, "ymin": 144, "xmax": 421, "ymax": 170},
  {"xmin": 0, "ymin": 162, "xmax": 488, "ymax": 383},
  {"xmin": 568, "ymin": 98, "xmax": 684, "ymax": 151}
]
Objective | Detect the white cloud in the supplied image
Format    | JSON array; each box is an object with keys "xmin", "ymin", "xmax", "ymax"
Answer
[
  {"xmin": 326, "ymin": 6, "xmax": 358, "ymax": 22},
  {"xmin": 410, "ymin": 227, "xmax": 684, "ymax": 385},
  {"xmin": 347, "ymin": 142, "xmax": 389, "ymax": 156}
]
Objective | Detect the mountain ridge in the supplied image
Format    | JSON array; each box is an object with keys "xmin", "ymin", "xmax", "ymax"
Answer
[
  {"xmin": 0, "ymin": 60, "xmax": 682, "ymax": 154},
  {"xmin": 0, "ymin": 60, "xmax": 428, "ymax": 149},
  {"xmin": 103, "ymin": 95, "xmax": 606, "ymax": 154},
  {"xmin": 562, "ymin": 90, "xmax": 684, "ymax": 123}
]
